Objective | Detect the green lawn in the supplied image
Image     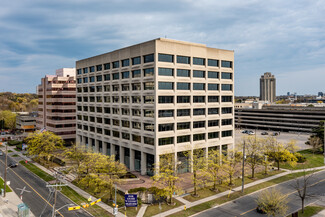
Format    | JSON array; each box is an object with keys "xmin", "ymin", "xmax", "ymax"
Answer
[
  {"xmin": 144, "ymin": 199, "xmax": 184, "ymax": 217},
  {"xmin": 20, "ymin": 161, "xmax": 113, "ymax": 217},
  {"xmin": 287, "ymin": 205, "xmax": 325, "ymax": 217},
  {"xmin": 12, "ymin": 154, "xmax": 19, "ymax": 157},
  {"xmin": 281, "ymin": 149, "xmax": 324, "ymax": 170},
  {"xmin": 0, "ymin": 177, "xmax": 12, "ymax": 192},
  {"xmin": 19, "ymin": 161, "xmax": 55, "ymax": 182},
  {"xmin": 8, "ymin": 150, "xmax": 13, "ymax": 153},
  {"xmin": 168, "ymin": 170, "xmax": 321, "ymax": 217},
  {"xmin": 183, "ymin": 170, "xmax": 283, "ymax": 202}
]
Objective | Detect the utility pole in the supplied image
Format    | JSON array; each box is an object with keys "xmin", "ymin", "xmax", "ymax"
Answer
[
  {"xmin": 3, "ymin": 142, "xmax": 8, "ymax": 197},
  {"xmin": 241, "ymin": 140, "xmax": 245, "ymax": 193},
  {"xmin": 324, "ymin": 121, "xmax": 325, "ymax": 165},
  {"xmin": 46, "ymin": 172, "xmax": 67, "ymax": 217}
]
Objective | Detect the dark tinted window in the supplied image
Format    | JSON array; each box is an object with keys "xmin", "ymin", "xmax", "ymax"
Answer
[
  {"xmin": 193, "ymin": 70, "xmax": 205, "ymax": 78},
  {"xmin": 158, "ymin": 54, "xmax": 173, "ymax": 62},
  {"xmin": 159, "ymin": 96, "xmax": 174, "ymax": 104},
  {"xmin": 158, "ymin": 68, "xmax": 174, "ymax": 76},
  {"xmin": 177, "ymin": 56, "xmax": 190, "ymax": 64},
  {"xmin": 221, "ymin": 72, "xmax": 232, "ymax": 79},
  {"xmin": 122, "ymin": 59, "xmax": 130, "ymax": 67},
  {"xmin": 221, "ymin": 60, "xmax": 232, "ymax": 68},
  {"xmin": 104, "ymin": 63, "xmax": 110, "ymax": 70},
  {"xmin": 193, "ymin": 57, "xmax": 205, "ymax": 65},
  {"xmin": 177, "ymin": 96, "xmax": 190, "ymax": 103},
  {"xmin": 208, "ymin": 59, "xmax": 219, "ymax": 67},
  {"xmin": 144, "ymin": 54, "xmax": 154, "ymax": 63},
  {"xmin": 177, "ymin": 82, "xmax": 190, "ymax": 90},
  {"xmin": 113, "ymin": 61, "xmax": 119, "ymax": 68},
  {"xmin": 221, "ymin": 84, "xmax": 232, "ymax": 91},
  {"xmin": 208, "ymin": 71, "xmax": 219, "ymax": 79},
  {"xmin": 208, "ymin": 84, "xmax": 219, "ymax": 91},
  {"xmin": 177, "ymin": 69, "xmax": 190, "ymax": 77},
  {"xmin": 158, "ymin": 82, "xmax": 174, "ymax": 90},
  {"xmin": 193, "ymin": 83, "xmax": 205, "ymax": 90},
  {"xmin": 132, "ymin": 56, "xmax": 141, "ymax": 65}
]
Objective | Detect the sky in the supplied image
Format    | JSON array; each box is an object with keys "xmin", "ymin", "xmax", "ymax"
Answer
[{"xmin": 0, "ymin": 0, "xmax": 324, "ymax": 96}]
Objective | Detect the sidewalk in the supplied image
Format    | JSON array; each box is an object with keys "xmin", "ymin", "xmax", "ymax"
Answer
[
  {"xmin": 3, "ymin": 145, "xmax": 125, "ymax": 217},
  {"xmin": 0, "ymin": 192, "xmax": 35, "ymax": 217},
  {"xmin": 152, "ymin": 166, "xmax": 325, "ymax": 217}
]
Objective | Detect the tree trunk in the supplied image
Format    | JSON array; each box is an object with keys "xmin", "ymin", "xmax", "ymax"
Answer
[
  {"xmin": 229, "ymin": 174, "xmax": 232, "ymax": 186},
  {"xmin": 251, "ymin": 167, "xmax": 255, "ymax": 178},
  {"xmin": 194, "ymin": 171, "xmax": 197, "ymax": 195},
  {"xmin": 277, "ymin": 160, "xmax": 280, "ymax": 170},
  {"xmin": 213, "ymin": 177, "xmax": 216, "ymax": 190},
  {"xmin": 302, "ymin": 199, "xmax": 305, "ymax": 213}
]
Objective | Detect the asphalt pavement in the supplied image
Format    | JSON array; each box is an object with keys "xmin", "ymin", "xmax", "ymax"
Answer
[
  {"xmin": 0, "ymin": 154, "xmax": 92, "ymax": 217},
  {"xmin": 195, "ymin": 170, "xmax": 325, "ymax": 217}
]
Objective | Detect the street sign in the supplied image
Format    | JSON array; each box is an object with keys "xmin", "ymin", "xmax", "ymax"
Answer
[
  {"xmin": 125, "ymin": 194, "xmax": 137, "ymax": 207},
  {"xmin": 68, "ymin": 206, "xmax": 80, "ymax": 211},
  {"xmin": 90, "ymin": 198, "xmax": 101, "ymax": 206}
]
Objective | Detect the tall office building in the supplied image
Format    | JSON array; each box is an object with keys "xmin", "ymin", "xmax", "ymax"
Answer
[
  {"xmin": 76, "ymin": 38, "xmax": 234, "ymax": 175},
  {"xmin": 36, "ymin": 68, "xmax": 76, "ymax": 143},
  {"xmin": 260, "ymin": 72, "xmax": 276, "ymax": 103}
]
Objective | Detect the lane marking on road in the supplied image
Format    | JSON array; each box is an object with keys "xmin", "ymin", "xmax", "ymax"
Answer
[
  {"xmin": 239, "ymin": 177, "xmax": 325, "ymax": 216},
  {"xmin": 0, "ymin": 159, "xmax": 64, "ymax": 217}
]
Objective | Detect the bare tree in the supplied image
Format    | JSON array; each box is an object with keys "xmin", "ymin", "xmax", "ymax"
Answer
[
  {"xmin": 307, "ymin": 136, "xmax": 322, "ymax": 154},
  {"xmin": 291, "ymin": 169, "xmax": 315, "ymax": 214}
]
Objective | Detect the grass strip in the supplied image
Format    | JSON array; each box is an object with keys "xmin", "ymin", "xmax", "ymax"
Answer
[
  {"xmin": 286, "ymin": 205, "xmax": 325, "ymax": 217},
  {"xmin": 20, "ymin": 161, "xmax": 113, "ymax": 217},
  {"xmin": 281, "ymin": 149, "xmax": 324, "ymax": 170},
  {"xmin": 144, "ymin": 199, "xmax": 184, "ymax": 217},
  {"xmin": 0, "ymin": 177, "xmax": 12, "ymax": 192},
  {"xmin": 168, "ymin": 170, "xmax": 320, "ymax": 217}
]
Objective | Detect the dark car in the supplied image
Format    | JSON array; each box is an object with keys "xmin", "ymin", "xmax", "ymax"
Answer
[
  {"xmin": 272, "ymin": 132, "xmax": 279, "ymax": 136},
  {"xmin": 8, "ymin": 162, "xmax": 18, "ymax": 168},
  {"xmin": 261, "ymin": 132, "xmax": 268, "ymax": 135}
]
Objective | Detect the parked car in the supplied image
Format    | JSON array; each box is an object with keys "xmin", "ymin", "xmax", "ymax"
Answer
[
  {"xmin": 247, "ymin": 131, "xmax": 255, "ymax": 135},
  {"xmin": 8, "ymin": 162, "xmax": 18, "ymax": 168},
  {"xmin": 272, "ymin": 132, "xmax": 279, "ymax": 136},
  {"xmin": 241, "ymin": 130, "xmax": 248, "ymax": 134},
  {"xmin": 0, "ymin": 151, "xmax": 3, "ymax": 156},
  {"xmin": 261, "ymin": 132, "xmax": 268, "ymax": 135}
]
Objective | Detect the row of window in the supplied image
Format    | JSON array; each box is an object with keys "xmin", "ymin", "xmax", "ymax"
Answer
[
  {"xmin": 77, "ymin": 82, "xmax": 232, "ymax": 93},
  {"xmin": 76, "ymin": 54, "xmax": 233, "ymax": 75},
  {"xmin": 77, "ymin": 68, "xmax": 232, "ymax": 83},
  {"xmin": 76, "ymin": 95, "xmax": 232, "ymax": 104},
  {"xmin": 158, "ymin": 107, "xmax": 232, "ymax": 117},
  {"xmin": 78, "ymin": 107, "xmax": 154, "ymax": 117},
  {"xmin": 158, "ymin": 130, "xmax": 233, "ymax": 146},
  {"xmin": 76, "ymin": 107, "xmax": 232, "ymax": 117},
  {"xmin": 158, "ymin": 82, "xmax": 232, "ymax": 91},
  {"xmin": 158, "ymin": 119, "xmax": 232, "ymax": 131}
]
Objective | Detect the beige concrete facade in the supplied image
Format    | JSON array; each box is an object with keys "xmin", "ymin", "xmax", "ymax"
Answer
[
  {"xmin": 76, "ymin": 38, "xmax": 234, "ymax": 175},
  {"xmin": 36, "ymin": 68, "xmax": 76, "ymax": 142}
]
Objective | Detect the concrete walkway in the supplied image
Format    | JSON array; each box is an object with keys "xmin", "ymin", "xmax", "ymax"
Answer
[
  {"xmin": 151, "ymin": 166, "xmax": 325, "ymax": 217},
  {"xmin": 0, "ymin": 191, "xmax": 35, "ymax": 217}
]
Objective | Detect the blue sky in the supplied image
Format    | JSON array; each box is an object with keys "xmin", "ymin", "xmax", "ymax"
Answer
[{"xmin": 1, "ymin": 0, "xmax": 325, "ymax": 96}]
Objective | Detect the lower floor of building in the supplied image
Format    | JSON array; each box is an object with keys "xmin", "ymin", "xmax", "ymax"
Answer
[{"xmin": 77, "ymin": 134, "xmax": 232, "ymax": 176}]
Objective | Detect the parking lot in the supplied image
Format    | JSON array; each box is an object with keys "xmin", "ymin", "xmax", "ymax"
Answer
[{"xmin": 235, "ymin": 129, "xmax": 310, "ymax": 150}]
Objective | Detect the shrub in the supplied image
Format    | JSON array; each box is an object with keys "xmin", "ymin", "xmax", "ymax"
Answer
[
  {"xmin": 16, "ymin": 144, "xmax": 22, "ymax": 150},
  {"xmin": 295, "ymin": 153, "xmax": 307, "ymax": 163},
  {"xmin": 7, "ymin": 140, "xmax": 22, "ymax": 146},
  {"xmin": 129, "ymin": 187, "xmax": 147, "ymax": 193}
]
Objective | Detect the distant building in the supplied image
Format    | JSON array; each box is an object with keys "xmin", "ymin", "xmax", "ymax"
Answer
[
  {"xmin": 235, "ymin": 104, "xmax": 325, "ymax": 132},
  {"xmin": 260, "ymin": 72, "xmax": 276, "ymax": 103},
  {"xmin": 287, "ymin": 92, "xmax": 290, "ymax": 96},
  {"xmin": 36, "ymin": 68, "xmax": 76, "ymax": 143},
  {"xmin": 318, "ymin": 92, "xmax": 324, "ymax": 97},
  {"xmin": 16, "ymin": 112, "xmax": 37, "ymax": 137}
]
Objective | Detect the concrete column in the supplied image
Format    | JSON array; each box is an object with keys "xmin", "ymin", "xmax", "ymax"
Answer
[
  {"xmin": 130, "ymin": 149, "xmax": 135, "ymax": 171},
  {"xmin": 141, "ymin": 152, "xmax": 146, "ymax": 175},
  {"xmin": 120, "ymin": 147, "xmax": 125, "ymax": 165},
  {"xmin": 103, "ymin": 142, "xmax": 107, "ymax": 155},
  {"xmin": 155, "ymin": 154, "xmax": 160, "ymax": 175},
  {"xmin": 95, "ymin": 140, "xmax": 99, "ymax": 153}
]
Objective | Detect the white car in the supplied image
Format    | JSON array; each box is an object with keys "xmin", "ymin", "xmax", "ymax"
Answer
[{"xmin": 248, "ymin": 131, "xmax": 255, "ymax": 135}]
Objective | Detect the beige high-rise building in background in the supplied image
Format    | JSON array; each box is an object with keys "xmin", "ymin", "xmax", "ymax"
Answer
[
  {"xmin": 36, "ymin": 68, "xmax": 76, "ymax": 143},
  {"xmin": 260, "ymin": 72, "xmax": 276, "ymax": 103},
  {"xmin": 76, "ymin": 38, "xmax": 234, "ymax": 175}
]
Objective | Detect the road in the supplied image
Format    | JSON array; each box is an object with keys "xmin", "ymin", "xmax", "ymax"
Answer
[
  {"xmin": 196, "ymin": 170, "xmax": 325, "ymax": 217},
  {"xmin": 0, "ymin": 153, "xmax": 93, "ymax": 217}
]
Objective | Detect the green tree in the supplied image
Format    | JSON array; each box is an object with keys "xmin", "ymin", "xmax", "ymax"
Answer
[
  {"xmin": 265, "ymin": 137, "xmax": 298, "ymax": 170},
  {"xmin": 222, "ymin": 150, "xmax": 242, "ymax": 186},
  {"xmin": 0, "ymin": 110, "xmax": 16, "ymax": 129},
  {"xmin": 188, "ymin": 148, "xmax": 207, "ymax": 196},
  {"xmin": 256, "ymin": 188, "xmax": 288, "ymax": 217},
  {"xmin": 76, "ymin": 152, "xmax": 127, "ymax": 199},
  {"xmin": 306, "ymin": 136, "xmax": 322, "ymax": 154},
  {"xmin": 63, "ymin": 144, "xmax": 89, "ymax": 180},
  {"xmin": 309, "ymin": 121, "xmax": 325, "ymax": 149},
  {"xmin": 25, "ymin": 131, "xmax": 64, "ymax": 166},
  {"xmin": 152, "ymin": 154, "xmax": 181, "ymax": 205},
  {"xmin": 240, "ymin": 136, "xmax": 264, "ymax": 178},
  {"xmin": 206, "ymin": 148, "xmax": 222, "ymax": 190}
]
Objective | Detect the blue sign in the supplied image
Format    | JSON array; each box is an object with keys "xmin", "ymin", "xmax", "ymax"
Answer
[{"xmin": 125, "ymin": 194, "xmax": 137, "ymax": 207}]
